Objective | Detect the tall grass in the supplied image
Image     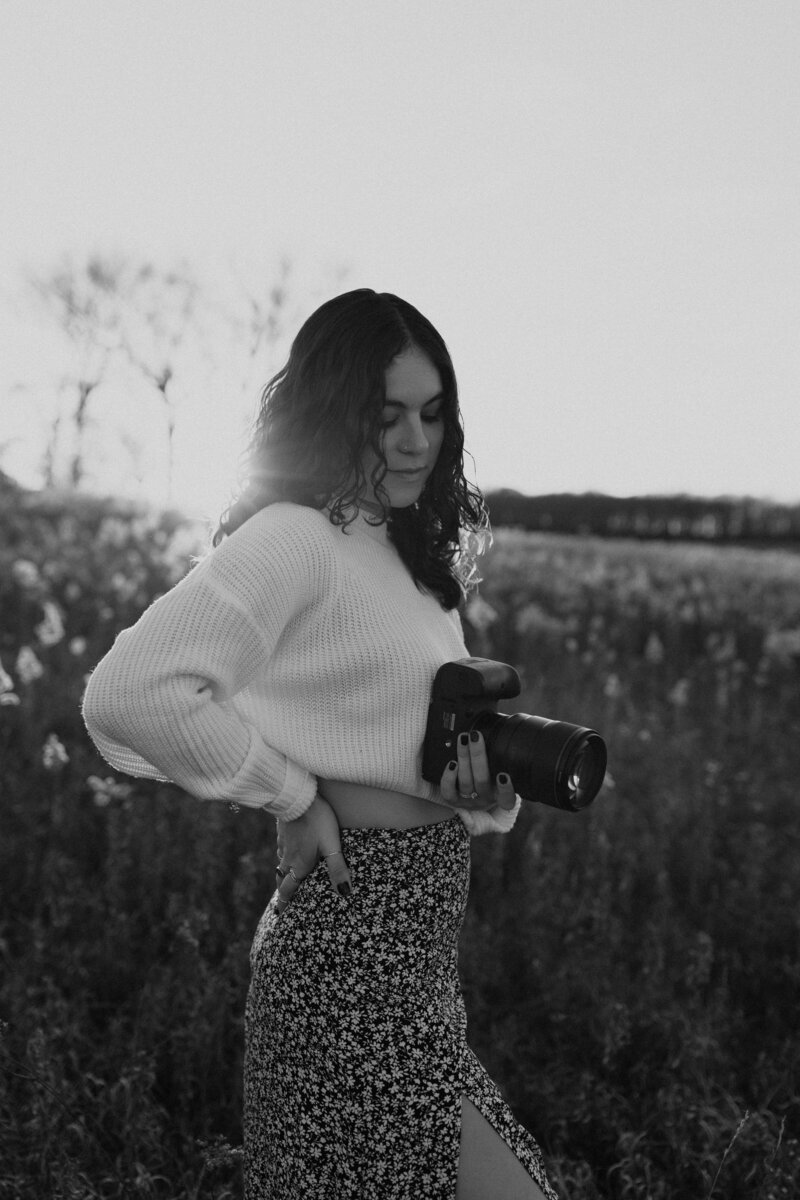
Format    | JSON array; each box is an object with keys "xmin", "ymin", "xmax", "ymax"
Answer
[
  {"xmin": 461, "ymin": 531, "xmax": 800, "ymax": 1197},
  {"xmin": 1, "ymin": 493, "xmax": 799, "ymax": 1197}
]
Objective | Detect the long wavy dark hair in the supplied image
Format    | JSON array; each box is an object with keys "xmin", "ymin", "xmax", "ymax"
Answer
[{"xmin": 213, "ymin": 289, "xmax": 489, "ymax": 610}]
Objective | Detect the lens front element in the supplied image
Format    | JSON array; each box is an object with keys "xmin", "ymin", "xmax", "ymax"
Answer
[{"xmin": 560, "ymin": 731, "xmax": 607, "ymax": 811}]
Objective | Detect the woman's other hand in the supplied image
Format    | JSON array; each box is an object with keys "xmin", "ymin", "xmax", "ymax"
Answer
[
  {"xmin": 274, "ymin": 794, "xmax": 352, "ymax": 912},
  {"xmin": 438, "ymin": 730, "xmax": 517, "ymax": 814}
]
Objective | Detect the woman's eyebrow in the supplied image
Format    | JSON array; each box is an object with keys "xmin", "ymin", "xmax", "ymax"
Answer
[{"xmin": 383, "ymin": 392, "xmax": 444, "ymax": 410}]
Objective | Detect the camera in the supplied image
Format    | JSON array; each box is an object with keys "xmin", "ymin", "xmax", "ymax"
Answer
[{"xmin": 421, "ymin": 658, "xmax": 607, "ymax": 812}]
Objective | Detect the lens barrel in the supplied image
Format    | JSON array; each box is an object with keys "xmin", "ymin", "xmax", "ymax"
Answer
[{"xmin": 474, "ymin": 711, "xmax": 607, "ymax": 811}]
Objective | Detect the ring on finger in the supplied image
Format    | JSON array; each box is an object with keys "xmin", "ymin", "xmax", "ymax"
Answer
[
  {"xmin": 322, "ymin": 850, "xmax": 343, "ymax": 862},
  {"xmin": 275, "ymin": 866, "xmax": 286, "ymax": 880},
  {"xmin": 288, "ymin": 867, "xmax": 300, "ymax": 884},
  {"xmin": 458, "ymin": 790, "xmax": 480, "ymax": 801}
]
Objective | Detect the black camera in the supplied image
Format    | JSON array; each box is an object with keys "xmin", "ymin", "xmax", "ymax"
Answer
[{"xmin": 421, "ymin": 658, "xmax": 607, "ymax": 812}]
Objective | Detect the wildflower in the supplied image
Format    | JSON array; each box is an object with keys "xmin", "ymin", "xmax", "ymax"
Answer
[
  {"xmin": 604, "ymin": 673, "xmax": 623, "ymax": 700},
  {"xmin": 11, "ymin": 559, "xmax": 41, "ymax": 589},
  {"xmin": 514, "ymin": 602, "xmax": 565, "ymax": 638},
  {"xmin": 0, "ymin": 656, "xmax": 20, "ymax": 707},
  {"xmin": 0, "ymin": 657, "xmax": 15, "ymax": 695},
  {"xmin": 668, "ymin": 678, "xmax": 690, "ymax": 708},
  {"xmin": 110, "ymin": 572, "xmax": 141, "ymax": 601},
  {"xmin": 42, "ymin": 733, "xmax": 69, "ymax": 771},
  {"xmin": 87, "ymin": 775, "xmax": 133, "ymax": 806},
  {"xmin": 175, "ymin": 919, "xmax": 200, "ymax": 950},
  {"xmin": 15, "ymin": 646, "xmax": 44, "ymax": 684},
  {"xmin": 763, "ymin": 628, "xmax": 800, "ymax": 666},
  {"xmin": 643, "ymin": 632, "xmax": 664, "ymax": 665},
  {"xmin": 35, "ymin": 601, "xmax": 65, "ymax": 646},
  {"xmin": 704, "ymin": 760, "xmax": 721, "ymax": 787},
  {"xmin": 68, "ymin": 637, "xmax": 88, "ymax": 656},
  {"xmin": 98, "ymin": 516, "xmax": 130, "ymax": 548},
  {"xmin": 465, "ymin": 593, "xmax": 499, "ymax": 634}
]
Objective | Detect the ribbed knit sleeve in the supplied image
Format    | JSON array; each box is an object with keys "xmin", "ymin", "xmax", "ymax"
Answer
[{"xmin": 82, "ymin": 505, "xmax": 327, "ymax": 819}]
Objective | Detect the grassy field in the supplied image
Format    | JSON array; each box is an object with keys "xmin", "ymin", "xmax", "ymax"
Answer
[{"xmin": 1, "ymin": 491, "xmax": 799, "ymax": 1198}]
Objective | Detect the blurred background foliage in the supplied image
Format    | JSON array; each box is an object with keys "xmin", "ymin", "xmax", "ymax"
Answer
[{"xmin": 1, "ymin": 471, "xmax": 800, "ymax": 1198}]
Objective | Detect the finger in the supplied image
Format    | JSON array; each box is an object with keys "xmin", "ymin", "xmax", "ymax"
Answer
[
  {"xmin": 275, "ymin": 852, "xmax": 292, "ymax": 889},
  {"xmin": 438, "ymin": 759, "xmax": 460, "ymax": 803},
  {"xmin": 274, "ymin": 854, "xmax": 285, "ymax": 888},
  {"xmin": 495, "ymin": 772, "xmax": 517, "ymax": 810},
  {"xmin": 456, "ymin": 733, "xmax": 475, "ymax": 791},
  {"xmin": 442, "ymin": 753, "xmax": 491, "ymax": 810},
  {"xmin": 320, "ymin": 846, "xmax": 352, "ymax": 899},
  {"xmin": 276, "ymin": 864, "xmax": 307, "ymax": 910},
  {"xmin": 466, "ymin": 731, "xmax": 492, "ymax": 793}
]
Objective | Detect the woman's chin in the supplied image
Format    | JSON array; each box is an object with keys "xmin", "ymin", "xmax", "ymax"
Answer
[{"xmin": 384, "ymin": 477, "xmax": 429, "ymax": 508}]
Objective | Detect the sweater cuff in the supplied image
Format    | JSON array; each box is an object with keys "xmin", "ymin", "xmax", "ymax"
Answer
[
  {"xmin": 269, "ymin": 758, "xmax": 318, "ymax": 821},
  {"xmin": 457, "ymin": 795, "xmax": 523, "ymax": 836}
]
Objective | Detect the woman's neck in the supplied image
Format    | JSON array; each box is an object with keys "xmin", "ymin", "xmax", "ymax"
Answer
[
  {"xmin": 324, "ymin": 499, "xmax": 392, "ymax": 546},
  {"xmin": 351, "ymin": 504, "xmax": 391, "ymax": 546}
]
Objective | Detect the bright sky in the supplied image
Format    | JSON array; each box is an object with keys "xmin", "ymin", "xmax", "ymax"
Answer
[{"xmin": 2, "ymin": 0, "xmax": 799, "ymax": 519}]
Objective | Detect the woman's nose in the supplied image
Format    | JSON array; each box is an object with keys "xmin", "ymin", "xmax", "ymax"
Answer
[{"xmin": 400, "ymin": 419, "xmax": 429, "ymax": 454}]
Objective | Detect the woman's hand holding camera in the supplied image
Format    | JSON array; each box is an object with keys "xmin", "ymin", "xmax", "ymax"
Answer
[
  {"xmin": 275, "ymin": 794, "xmax": 352, "ymax": 913},
  {"xmin": 439, "ymin": 729, "xmax": 517, "ymax": 814}
]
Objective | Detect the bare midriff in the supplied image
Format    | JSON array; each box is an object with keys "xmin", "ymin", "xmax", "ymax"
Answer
[{"xmin": 317, "ymin": 778, "xmax": 453, "ymax": 830}]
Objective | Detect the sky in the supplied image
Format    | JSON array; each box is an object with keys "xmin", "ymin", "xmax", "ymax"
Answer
[{"xmin": 1, "ymin": 0, "xmax": 799, "ymax": 520}]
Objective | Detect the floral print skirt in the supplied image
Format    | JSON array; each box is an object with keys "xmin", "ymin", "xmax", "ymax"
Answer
[{"xmin": 244, "ymin": 816, "xmax": 557, "ymax": 1199}]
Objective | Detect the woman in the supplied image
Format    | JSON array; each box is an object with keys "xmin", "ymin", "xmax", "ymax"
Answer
[{"xmin": 82, "ymin": 289, "xmax": 559, "ymax": 1199}]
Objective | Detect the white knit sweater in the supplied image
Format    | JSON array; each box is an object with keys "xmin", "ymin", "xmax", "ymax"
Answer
[{"xmin": 82, "ymin": 502, "xmax": 520, "ymax": 835}]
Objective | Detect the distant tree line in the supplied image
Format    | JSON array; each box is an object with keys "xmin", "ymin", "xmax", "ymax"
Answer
[{"xmin": 485, "ymin": 489, "xmax": 800, "ymax": 544}]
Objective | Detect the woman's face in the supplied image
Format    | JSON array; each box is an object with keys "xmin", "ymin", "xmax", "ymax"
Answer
[{"xmin": 361, "ymin": 345, "xmax": 446, "ymax": 509}]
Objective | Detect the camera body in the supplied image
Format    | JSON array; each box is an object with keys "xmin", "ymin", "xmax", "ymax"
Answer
[{"xmin": 421, "ymin": 657, "xmax": 607, "ymax": 812}]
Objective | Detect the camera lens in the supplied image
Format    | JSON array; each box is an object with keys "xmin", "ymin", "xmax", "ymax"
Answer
[
  {"xmin": 561, "ymin": 732, "xmax": 606, "ymax": 811},
  {"xmin": 473, "ymin": 712, "xmax": 607, "ymax": 811}
]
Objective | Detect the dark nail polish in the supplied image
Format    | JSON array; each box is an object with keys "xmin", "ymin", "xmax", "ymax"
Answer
[
  {"xmin": 459, "ymin": 733, "xmax": 469, "ymax": 746},
  {"xmin": 338, "ymin": 882, "xmax": 352, "ymax": 899},
  {"xmin": 447, "ymin": 760, "xmax": 458, "ymax": 771},
  {"xmin": 498, "ymin": 772, "xmax": 509, "ymax": 785},
  {"xmin": 470, "ymin": 730, "xmax": 479, "ymax": 742}
]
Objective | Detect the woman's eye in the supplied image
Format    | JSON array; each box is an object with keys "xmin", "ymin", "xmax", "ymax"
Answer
[{"xmin": 380, "ymin": 408, "xmax": 442, "ymax": 430}]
